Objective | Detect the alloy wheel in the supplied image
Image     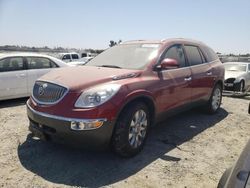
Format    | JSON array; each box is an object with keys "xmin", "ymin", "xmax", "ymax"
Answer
[
  {"xmin": 128, "ymin": 109, "xmax": 148, "ymax": 148},
  {"xmin": 212, "ymin": 87, "xmax": 221, "ymax": 111}
]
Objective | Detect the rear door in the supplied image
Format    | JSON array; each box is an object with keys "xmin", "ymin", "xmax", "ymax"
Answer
[
  {"xmin": 0, "ymin": 57, "xmax": 28, "ymax": 100},
  {"xmin": 26, "ymin": 57, "xmax": 58, "ymax": 93},
  {"xmin": 184, "ymin": 45, "xmax": 214, "ymax": 102},
  {"xmin": 156, "ymin": 44, "xmax": 192, "ymax": 112}
]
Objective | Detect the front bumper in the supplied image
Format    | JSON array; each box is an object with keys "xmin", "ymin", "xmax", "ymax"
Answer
[
  {"xmin": 224, "ymin": 81, "xmax": 242, "ymax": 92},
  {"xmin": 26, "ymin": 101, "xmax": 115, "ymax": 149}
]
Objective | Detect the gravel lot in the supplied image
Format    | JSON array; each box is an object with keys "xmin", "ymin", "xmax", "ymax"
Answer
[{"xmin": 0, "ymin": 96, "xmax": 249, "ymax": 188}]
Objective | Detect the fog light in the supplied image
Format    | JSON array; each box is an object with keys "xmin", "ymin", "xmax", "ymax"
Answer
[{"xmin": 70, "ymin": 120, "xmax": 104, "ymax": 130}]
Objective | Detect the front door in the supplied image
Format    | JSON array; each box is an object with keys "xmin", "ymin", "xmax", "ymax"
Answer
[{"xmin": 156, "ymin": 44, "xmax": 192, "ymax": 112}]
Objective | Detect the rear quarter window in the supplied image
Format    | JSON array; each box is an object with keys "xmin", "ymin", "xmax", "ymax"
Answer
[{"xmin": 201, "ymin": 46, "xmax": 218, "ymax": 62}]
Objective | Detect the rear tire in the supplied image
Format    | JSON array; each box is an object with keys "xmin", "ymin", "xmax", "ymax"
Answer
[
  {"xmin": 111, "ymin": 102, "xmax": 150, "ymax": 157},
  {"xmin": 205, "ymin": 84, "xmax": 222, "ymax": 114}
]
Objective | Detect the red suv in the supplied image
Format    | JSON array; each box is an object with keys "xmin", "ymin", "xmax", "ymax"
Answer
[{"xmin": 27, "ymin": 38, "xmax": 224, "ymax": 157}]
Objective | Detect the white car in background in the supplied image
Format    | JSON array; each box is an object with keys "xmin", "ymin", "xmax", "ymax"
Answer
[
  {"xmin": 0, "ymin": 53, "xmax": 68, "ymax": 101},
  {"xmin": 67, "ymin": 56, "xmax": 93, "ymax": 66},
  {"xmin": 57, "ymin": 52, "xmax": 80, "ymax": 63},
  {"xmin": 224, "ymin": 62, "xmax": 250, "ymax": 93}
]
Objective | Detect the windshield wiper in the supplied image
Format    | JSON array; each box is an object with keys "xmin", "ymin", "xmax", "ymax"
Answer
[{"xmin": 99, "ymin": 65, "xmax": 122, "ymax": 69}]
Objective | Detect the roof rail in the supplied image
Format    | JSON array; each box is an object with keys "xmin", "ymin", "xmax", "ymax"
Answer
[{"xmin": 122, "ymin": 40, "xmax": 146, "ymax": 44}]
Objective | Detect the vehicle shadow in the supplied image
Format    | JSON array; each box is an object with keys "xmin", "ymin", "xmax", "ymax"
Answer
[
  {"xmin": 0, "ymin": 97, "xmax": 29, "ymax": 108},
  {"xmin": 17, "ymin": 108, "xmax": 228, "ymax": 187}
]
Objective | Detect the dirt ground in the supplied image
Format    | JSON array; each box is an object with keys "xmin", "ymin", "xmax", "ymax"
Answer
[{"xmin": 0, "ymin": 96, "xmax": 249, "ymax": 188}]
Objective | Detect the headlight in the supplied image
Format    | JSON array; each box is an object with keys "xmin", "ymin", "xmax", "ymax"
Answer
[{"xmin": 75, "ymin": 84, "xmax": 121, "ymax": 108}]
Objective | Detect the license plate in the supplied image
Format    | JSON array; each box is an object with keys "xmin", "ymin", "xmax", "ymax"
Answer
[{"xmin": 225, "ymin": 83, "xmax": 233, "ymax": 87}]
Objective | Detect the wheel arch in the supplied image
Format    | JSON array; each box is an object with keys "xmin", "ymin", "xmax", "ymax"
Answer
[
  {"xmin": 215, "ymin": 79, "xmax": 223, "ymax": 90},
  {"xmin": 114, "ymin": 94, "xmax": 156, "ymax": 128}
]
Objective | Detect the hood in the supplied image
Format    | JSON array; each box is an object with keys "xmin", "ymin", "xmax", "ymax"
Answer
[
  {"xmin": 39, "ymin": 66, "xmax": 140, "ymax": 91},
  {"xmin": 224, "ymin": 71, "xmax": 245, "ymax": 80}
]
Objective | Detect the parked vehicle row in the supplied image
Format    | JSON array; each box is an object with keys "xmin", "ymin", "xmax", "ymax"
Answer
[
  {"xmin": 26, "ymin": 38, "xmax": 224, "ymax": 157},
  {"xmin": 0, "ymin": 53, "xmax": 68, "ymax": 101}
]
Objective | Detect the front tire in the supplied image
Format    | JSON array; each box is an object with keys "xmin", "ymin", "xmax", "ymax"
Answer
[
  {"xmin": 111, "ymin": 102, "xmax": 150, "ymax": 157},
  {"xmin": 205, "ymin": 84, "xmax": 222, "ymax": 114}
]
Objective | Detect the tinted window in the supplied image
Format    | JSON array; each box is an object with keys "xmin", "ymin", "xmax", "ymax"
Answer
[
  {"xmin": 184, "ymin": 45, "xmax": 203, "ymax": 66},
  {"xmin": 62, "ymin": 54, "xmax": 70, "ymax": 60},
  {"xmin": 81, "ymin": 53, "xmax": 87, "ymax": 57},
  {"xmin": 201, "ymin": 46, "xmax": 218, "ymax": 62},
  {"xmin": 163, "ymin": 45, "xmax": 186, "ymax": 67},
  {"xmin": 72, "ymin": 54, "xmax": 79, "ymax": 59},
  {"xmin": 0, "ymin": 57, "xmax": 24, "ymax": 72},
  {"xmin": 27, "ymin": 57, "xmax": 51, "ymax": 69},
  {"xmin": 249, "ymin": 64, "xmax": 250, "ymax": 71}
]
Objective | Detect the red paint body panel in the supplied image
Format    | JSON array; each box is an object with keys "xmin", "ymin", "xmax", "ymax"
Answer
[{"xmin": 28, "ymin": 38, "xmax": 224, "ymax": 125}]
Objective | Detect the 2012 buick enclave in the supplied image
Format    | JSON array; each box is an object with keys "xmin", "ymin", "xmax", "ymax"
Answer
[{"xmin": 26, "ymin": 38, "xmax": 224, "ymax": 157}]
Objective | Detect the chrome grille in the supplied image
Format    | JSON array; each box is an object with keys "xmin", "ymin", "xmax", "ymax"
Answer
[{"xmin": 33, "ymin": 81, "xmax": 67, "ymax": 104}]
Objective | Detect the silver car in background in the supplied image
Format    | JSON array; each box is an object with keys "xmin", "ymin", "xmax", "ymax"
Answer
[{"xmin": 224, "ymin": 62, "xmax": 250, "ymax": 93}]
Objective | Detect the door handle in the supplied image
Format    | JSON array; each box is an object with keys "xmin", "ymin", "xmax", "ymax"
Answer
[
  {"xmin": 184, "ymin": 77, "xmax": 192, "ymax": 81},
  {"xmin": 206, "ymin": 71, "xmax": 212, "ymax": 76}
]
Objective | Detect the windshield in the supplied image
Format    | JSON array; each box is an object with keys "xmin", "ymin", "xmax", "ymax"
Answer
[
  {"xmin": 224, "ymin": 64, "xmax": 247, "ymax": 72},
  {"xmin": 86, "ymin": 43, "xmax": 160, "ymax": 70}
]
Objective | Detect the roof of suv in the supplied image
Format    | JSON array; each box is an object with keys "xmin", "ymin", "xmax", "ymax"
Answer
[{"xmin": 122, "ymin": 38, "xmax": 206, "ymax": 46}]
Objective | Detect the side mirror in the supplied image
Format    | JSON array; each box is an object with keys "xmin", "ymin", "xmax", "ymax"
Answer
[{"xmin": 156, "ymin": 58, "xmax": 179, "ymax": 70}]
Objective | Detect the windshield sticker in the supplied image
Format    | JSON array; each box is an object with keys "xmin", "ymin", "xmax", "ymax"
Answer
[{"xmin": 141, "ymin": 44, "xmax": 159, "ymax": 48}]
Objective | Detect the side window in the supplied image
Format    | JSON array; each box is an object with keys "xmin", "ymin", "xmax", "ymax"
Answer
[
  {"xmin": 201, "ymin": 46, "xmax": 218, "ymax": 62},
  {"xmin": 62, "ymin": 54, "xmax": 70, "ymax": 60},
  {"xmin": 248, "ymin": 64, "xmax": 250, "ymax": 71},
  {"xmin": 163, "ymin": 45, "xmax": 186, "ymax": 67},
  {"xmin": 184, "ymin": 45, "xmax": 203, "ymax": 66},
  {"xmin": 27, "ymin": 57, "xmax": 51, "ymax": 69},
  {"xmin": 0, "ymin": 57, "xmax": 24, "ymax": 72},
  {"xmin": 199, "ymin": 49, "xmax": 206, "ymax": 63},
  {"xmin": 72, "ymin": 54, "xmax": 79, "ymax": 59},
  {"xmin": 81, "ymin": 53, "xmax": 87, "ymax": 58}
]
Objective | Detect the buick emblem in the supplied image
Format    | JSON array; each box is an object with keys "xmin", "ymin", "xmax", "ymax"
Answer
[{"xmin": 38, "ymin": 83, "xmax": 47, "ymax": 96}]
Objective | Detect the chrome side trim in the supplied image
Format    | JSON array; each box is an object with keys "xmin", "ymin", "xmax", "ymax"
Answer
[{"xmin": 27, "ymin": 101, "xmax": 107, "ymax": 124}]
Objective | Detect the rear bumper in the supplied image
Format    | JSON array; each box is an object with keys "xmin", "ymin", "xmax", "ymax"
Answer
[{"xmin": 26, "ymin": 101, "xmax": 115, "ymax": 149}]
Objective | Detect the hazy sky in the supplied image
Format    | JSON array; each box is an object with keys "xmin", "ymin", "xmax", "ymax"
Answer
[{"xmin": 0, "ymin": 0, "xmax": 250, "ymax": 54}]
